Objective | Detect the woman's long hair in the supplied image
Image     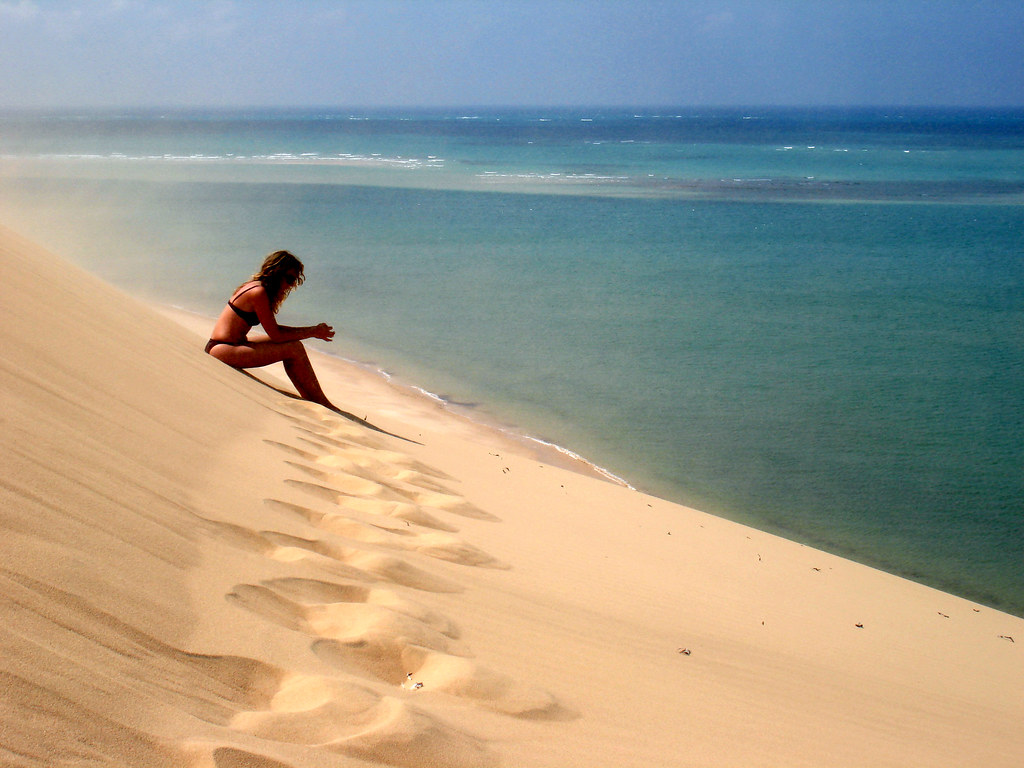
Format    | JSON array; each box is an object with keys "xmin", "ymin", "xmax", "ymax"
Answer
[{"xmin": 243, "ymin": 250, "xmax": 305, "ymax": 314}]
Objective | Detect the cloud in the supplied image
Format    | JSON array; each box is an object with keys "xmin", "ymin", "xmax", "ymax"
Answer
[{"xmin": 0, "ymin": 0, "xmax": 39, "ymax": 21}]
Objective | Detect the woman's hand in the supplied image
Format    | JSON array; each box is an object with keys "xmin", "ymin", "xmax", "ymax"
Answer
[{"xmin": 311, "ymin": 322, "xmax": 335, "ymax": 341}]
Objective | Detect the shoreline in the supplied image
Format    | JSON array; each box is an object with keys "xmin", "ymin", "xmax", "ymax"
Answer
[{"xmin": 157, "ymin": 302, "xmax": 633, "ymax": 488}]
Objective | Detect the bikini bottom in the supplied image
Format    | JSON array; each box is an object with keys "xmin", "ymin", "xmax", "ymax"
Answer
[{"xmin": 204, "ymin": 338, "xmax": 244, "ymax": 354}]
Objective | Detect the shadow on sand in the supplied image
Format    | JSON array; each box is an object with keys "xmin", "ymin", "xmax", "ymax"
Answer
[{"xmin": 240, "ymin": 371, "xmax": 423, "ymax": 445}]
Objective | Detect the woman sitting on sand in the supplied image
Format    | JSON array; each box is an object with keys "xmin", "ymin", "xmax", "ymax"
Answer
[{"xmin": 206, "ymin": 250, "xmax": 338, "ymax": 410}]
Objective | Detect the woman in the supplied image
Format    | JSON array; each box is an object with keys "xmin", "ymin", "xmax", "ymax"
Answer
[{"xmin": 206, "ymin": 250, "xmax": 338, "ymax": 410}]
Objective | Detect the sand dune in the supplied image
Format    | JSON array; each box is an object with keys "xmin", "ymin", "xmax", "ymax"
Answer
[{"xmin": 1, "ymin": 222, "xmax": 1022, "ymax": 767}]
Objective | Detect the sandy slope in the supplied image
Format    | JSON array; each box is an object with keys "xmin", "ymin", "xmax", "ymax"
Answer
[{"xmin": 1, "ymin": 223, "xmax": 1022, "ymax": 768}]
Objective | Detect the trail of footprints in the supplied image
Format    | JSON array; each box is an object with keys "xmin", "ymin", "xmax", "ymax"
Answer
[{"xmin": 191, "ymin": 402, "xmax": 563, "ymax": 768}]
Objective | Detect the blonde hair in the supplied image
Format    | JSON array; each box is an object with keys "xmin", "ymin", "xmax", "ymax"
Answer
[{"xmin": 245, "ymin": 250, "xmax": 305, "ymax": 313}]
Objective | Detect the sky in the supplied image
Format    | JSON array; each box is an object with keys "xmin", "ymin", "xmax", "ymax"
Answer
[{"xmin": 1, "ymin": 0, "xmax": 1022, "ymax": 109}]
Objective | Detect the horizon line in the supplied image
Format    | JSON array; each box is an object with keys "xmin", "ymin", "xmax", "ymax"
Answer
[{"xmin": 2, "ymin": 103, "xmax": 1023, "ymax": 114}]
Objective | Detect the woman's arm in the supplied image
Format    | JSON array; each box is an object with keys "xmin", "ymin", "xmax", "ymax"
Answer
[
  {"xmin": 276, "ymin": 322, "xmax": 335, "ymax": 341},
  {"xmin": 251, "ymin": 286, "xmax": 335, "ymax": 343}
]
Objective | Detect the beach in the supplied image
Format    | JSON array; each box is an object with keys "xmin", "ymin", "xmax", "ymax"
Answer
[
  {"xmin": 3, "ymin": 108, "xmax": 1023, "ymax": 616},
  {"xmin": 2, "ymin": 222, "xmax": 1023, "ymax": 766}
]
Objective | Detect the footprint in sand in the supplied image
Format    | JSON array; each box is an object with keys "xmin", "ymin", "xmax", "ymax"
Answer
[
  {"xmin": 285, "ymin": 473, "xmax": 389, "ymax": 500},
  {"xmin": 257, "ymin": 531, "xmax": 462, "ymax": 593},
  {"xmin": 193, "ymin": 515, "xmax": 282, "ymax": 558},
  {"xmin": 300, "ymin": 451, "xmax": 457, "ymax": 494},
  {"xmin": 194, "ymin": 513, "xmax": 447, "ymax": 589},
  {"xmin": 228, "ymin": 580, "xmax": 461, "ymax": 642},
  {"xmin": 312, "ymin": 640, "xmax": 563, "ymax": 720},
  {"xmin": 387, "ymin": 485, "xmax": 498, "ymax": 522},
  {"xmin": 226, "ymin": 579, "xmax": 562, "ymax": 720},
  {"xmin": 267, "ymin": 498, "xmax": 409, "ymax": 545},
  {"xmin": 195, "ymin": 502, "xmax": 476, "ymax": 592},
  {"xmin": 267, "ymin": 422, "xmax": 486, "ymax": 513},
  {"xmin": 289, "ymin": 425, "xmax": 456, "ymax": 483},
  {"xmin": 272, "ymin": 484, "xmax": 456, "ymax": 531},
  {"xmin": 266, "ymin": 577, "xmax": 460, "ymax": 638},
  {"xmin": 307, "ymin": 493, "xmax": 461, "ymax": 532},
  {"xmin": 227, "ymin": 582, "xmax": 467, "ymax": 683},
  {"xmin": 263, "ymin": 438, "xmax": 491, "ymax": 528},
  {"xmin": 230, "ymin": 675, "xmax": 498, "ymax": 768},
  {"xmin": 267, "ymin": 434, "xmax": 498, "ymax": 523},
  {"xmin": 398, "ymin": 646, "xmax": 567, "ymax": 719},
  {"xmin": 264, "ymin": 498, "xmax": 509, "ymax": 569},
  {"xmin": 291, "ymin": 464, "xmax": 498, "ymax": 523},
  {"xmin": 262, "ymin": 439, "xmax": 320, "ymax": 462}
]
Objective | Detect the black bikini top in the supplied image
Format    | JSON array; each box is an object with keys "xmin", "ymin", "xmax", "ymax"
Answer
[{"xmin": 228, "ymin": 283, "xmax": 261, "ymax": 327}]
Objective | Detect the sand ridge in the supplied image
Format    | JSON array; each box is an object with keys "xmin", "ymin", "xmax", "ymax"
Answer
[{"xmin": 2, "ymin": 222, "xmax": 1023, "ymax": 767}]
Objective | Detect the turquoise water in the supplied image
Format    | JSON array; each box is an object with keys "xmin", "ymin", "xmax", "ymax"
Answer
[{"xmin": 1, "ymin": 108, "xmax": 1022, "ymax": 615}]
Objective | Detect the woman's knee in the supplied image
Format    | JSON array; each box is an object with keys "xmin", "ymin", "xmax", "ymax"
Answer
[{"xmin": 283, "ymin": 340, "xmax": 309, "ymax": 360}]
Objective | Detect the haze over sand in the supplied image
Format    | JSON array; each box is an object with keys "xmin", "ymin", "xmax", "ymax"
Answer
[{"xmin": 1, "ymin": 221, "xmax": 1022, "ymax": 766}]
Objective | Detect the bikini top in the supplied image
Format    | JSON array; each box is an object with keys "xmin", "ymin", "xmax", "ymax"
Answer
[{"xmin": 228, "ymin": 283, "xmax": 261, "ymax": 327}]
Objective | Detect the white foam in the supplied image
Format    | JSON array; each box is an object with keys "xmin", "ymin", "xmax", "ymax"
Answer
[
  {"xmin": 17, "ymin": 150, "xmax": 445, "ymax": 169},
  {"xmin": 476, "ymin": 171, "xmax": 628, "ymax": 185},
  {"xmin": 411, "ymin": 385, "xmax": 447, "ymax": 405},
  {"xmin": 519, "ymin": 435, "xmax": 635, "ymax": 489}
]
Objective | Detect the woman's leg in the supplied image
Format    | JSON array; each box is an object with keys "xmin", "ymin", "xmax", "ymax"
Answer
[{"xmin": 209, "ymin": 340, "xmax": 336, "ymax": 409}]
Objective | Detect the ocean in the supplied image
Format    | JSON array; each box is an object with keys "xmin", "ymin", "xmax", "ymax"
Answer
[{"xmin": 1, "ymin": 107, "xmax": 1022, "ymax": 616}]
